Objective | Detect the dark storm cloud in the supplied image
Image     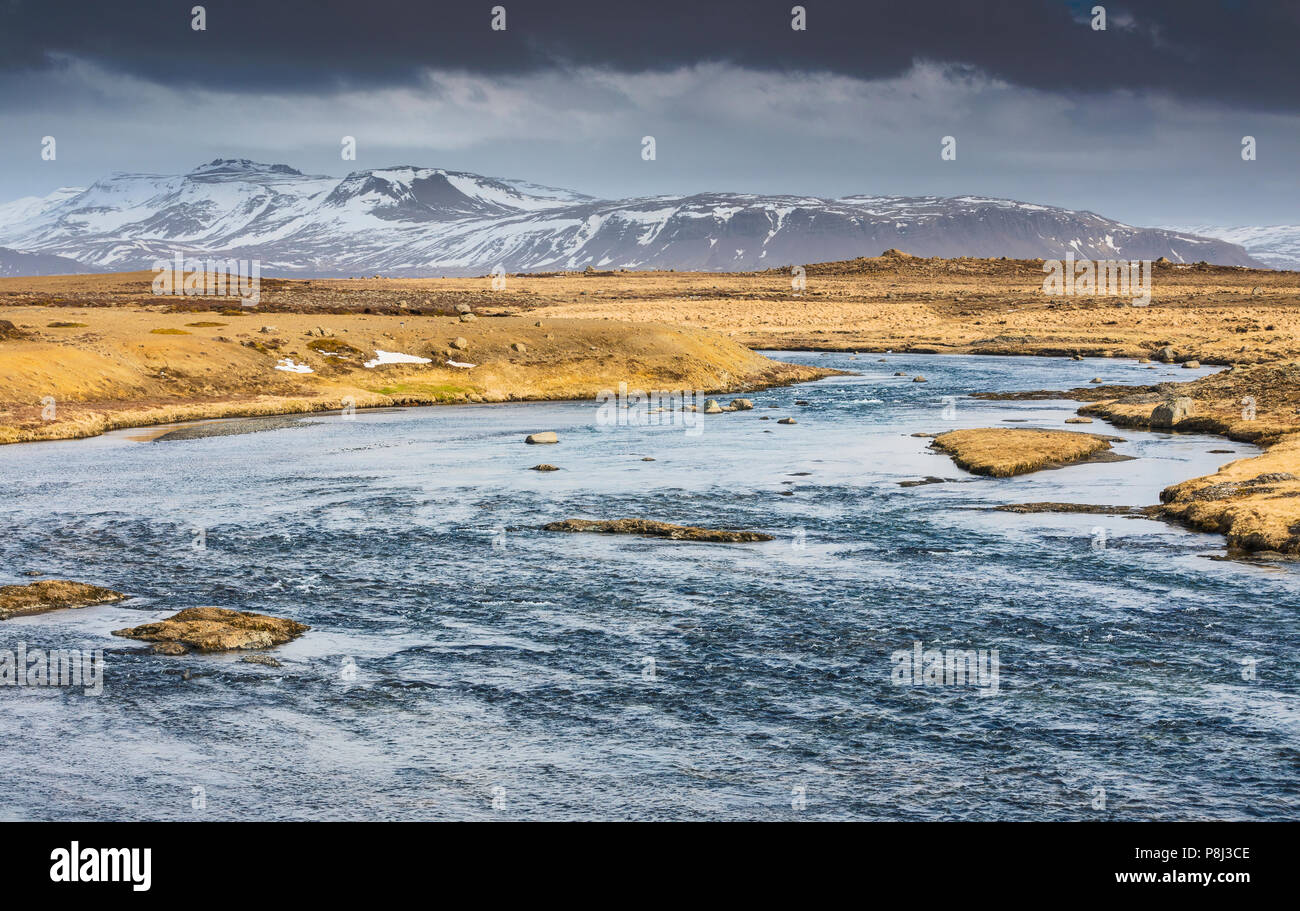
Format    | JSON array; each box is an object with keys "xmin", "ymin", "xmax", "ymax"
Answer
[{"xmin": 2, "ymin": 0, "xmax": 1297, "ymax": 110}]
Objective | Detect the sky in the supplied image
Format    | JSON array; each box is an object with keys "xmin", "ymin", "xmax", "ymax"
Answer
[{"xmin": 0, "ymin": 0, "xmax": 1296, "ymax": 226}]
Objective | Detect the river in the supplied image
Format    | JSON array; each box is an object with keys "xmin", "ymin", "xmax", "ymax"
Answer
[{"xmin": 0, "ymin": 352, "xmax": 1295, "ymax": 820}]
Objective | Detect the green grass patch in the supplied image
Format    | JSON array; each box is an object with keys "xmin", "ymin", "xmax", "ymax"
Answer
[
  {"xmin": 307, "ymin": 337, "xmax": 363, "ymax": 357},
  {"xmin": 369, "ymin": 381, "xmax": 476, "ymax": 400}
]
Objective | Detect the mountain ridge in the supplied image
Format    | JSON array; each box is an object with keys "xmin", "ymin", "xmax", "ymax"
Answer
[{"xmin": 0, "ymin": 159, "xmax": 1269, "ymax": 277}]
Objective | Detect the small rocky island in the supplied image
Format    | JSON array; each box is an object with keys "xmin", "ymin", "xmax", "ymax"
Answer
[
  {"xmin": 112, "ymin": 607, "xmax": 310, "ymax": 655},
  {"xmin": 930, "ymin": 427, "xmax": 1129, "ymax": 477}
]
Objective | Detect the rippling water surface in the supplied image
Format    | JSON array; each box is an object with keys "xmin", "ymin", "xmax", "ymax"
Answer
[{"xmin": 1, "ymin": 353, "xmax": 1296, "ymax": 820}]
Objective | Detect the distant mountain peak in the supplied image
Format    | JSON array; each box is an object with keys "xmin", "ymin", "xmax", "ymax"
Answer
[{"xmin": 194, "ymin": 158, "xmax": 305, "ymax": 175}]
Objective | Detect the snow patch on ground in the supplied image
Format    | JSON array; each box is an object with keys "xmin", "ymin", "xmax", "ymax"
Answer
[
  {"xmin": 363, "ymin": 350, "xmax": 432, "ymax": 368},
  {"xmin": 274, "ymin": 358, "xmax": 313, "ymax": 373}
]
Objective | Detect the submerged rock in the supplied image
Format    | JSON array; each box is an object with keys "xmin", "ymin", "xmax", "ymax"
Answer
[
  {"xmin": 530, "ymin": 464, "xmax": 560, "ymax": 471},
  {"xmin": 240, "ymin": 654, "xmax": 283, "ymax": 667},
  {"xmin": 542, "ymin": 518, "xmax": 773, "ymax": 543},
  {"xmin": 0, "ymin": 580, "xmax": 127, "ymax": 620},
  {"xmin": 112, "ymin": 607, "xmax": 309, "ymax": 654},
  {"xmin": 995, "ymin": 502, "xmax": 1155, "ymax": 515}
]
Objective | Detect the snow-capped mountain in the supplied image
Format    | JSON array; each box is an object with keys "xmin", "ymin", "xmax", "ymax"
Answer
[
  {"xmin": 0, "ymin": 159, "xmax": 1268, "ymax": 276},
  {"xmin": 1167, "ymin": 224, "xmax": 1300, "ymax": 271}
]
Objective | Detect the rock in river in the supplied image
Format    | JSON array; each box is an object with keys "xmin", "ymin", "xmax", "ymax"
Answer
[
  {"xmin": 542, "ymin": 518, "xmax": 773, "ymax": 542},
  {"xmin": 0, "ymin": 580, "xmax": 127, "ymax": 620},
  {"xmin": 112, "ymin": 607, "xmax": 309, "ymax": 654},
  {"xmin": 525, "ymin": 431, "xmax": 558, "ymax": 444}
]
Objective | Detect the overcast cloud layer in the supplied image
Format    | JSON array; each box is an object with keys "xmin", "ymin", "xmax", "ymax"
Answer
[{"xmin": 0, "ymin": 0, "xmax": 1295, "ymax": 226}]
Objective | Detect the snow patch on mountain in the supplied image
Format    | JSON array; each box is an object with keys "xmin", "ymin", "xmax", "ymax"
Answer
[{"xmin": 1167, "ymin": 224, "xmax": 1300, "ymax": 271}]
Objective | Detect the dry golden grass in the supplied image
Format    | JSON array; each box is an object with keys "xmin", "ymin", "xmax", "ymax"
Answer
[
  {"xmin": 4, "ymin": 255, "xmax": 1298, "ymax": 363},
  {"xmin": 0, "ymin": 302, "xmax": 830, "ymax": 444},
  {"xmin": 1158, "ymin": 436, "xmax": 1300, "ymax": 554},
  {"xmin": 1077, "ymin": 363, "xmax": 1300, "ymax": 553},
  {"xmin": 931, "ymin": 428, "xmax": 1119, "ymax": 477}
]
